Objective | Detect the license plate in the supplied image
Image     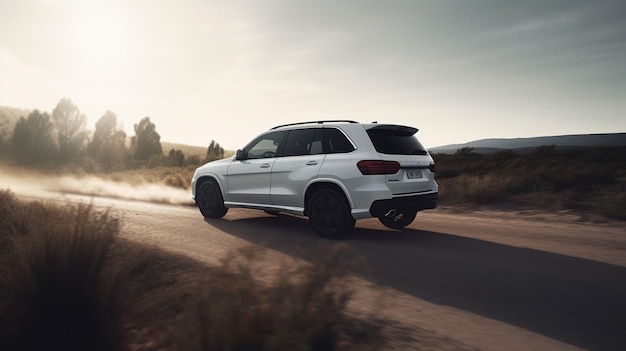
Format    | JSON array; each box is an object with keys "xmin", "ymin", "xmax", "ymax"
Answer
[{"xmin": 406, "ymin": 170, "xmax": 423, "ymax": 179}]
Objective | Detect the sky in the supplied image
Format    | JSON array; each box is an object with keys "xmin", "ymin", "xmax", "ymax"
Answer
[{"xmin": 1, "ymin": 0, "xmax": 625, "ymax": 150}]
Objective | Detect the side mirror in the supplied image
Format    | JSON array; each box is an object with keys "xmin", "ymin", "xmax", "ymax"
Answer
[{"xmin": 235, "ymin": 149, "xmax": 244, "ymax": 160}]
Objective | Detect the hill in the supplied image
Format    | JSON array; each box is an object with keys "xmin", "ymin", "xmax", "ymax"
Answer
[{"xmin": 430, "ymin": 133, "xmax": 626, "ymax": 154}]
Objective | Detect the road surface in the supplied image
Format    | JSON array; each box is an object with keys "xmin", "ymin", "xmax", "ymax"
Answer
[{"xmin": 24, "ymin": 193, "xmax": 626, "ymax": 350}]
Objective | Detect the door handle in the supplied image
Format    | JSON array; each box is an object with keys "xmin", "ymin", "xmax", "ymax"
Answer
[
  {"xmin": 306, "ymin": 161, "xmax": 318, "ymax": 166},
  {"xmin": 260, "ymin": 163, "xmax": 271, "ymax": 168}
]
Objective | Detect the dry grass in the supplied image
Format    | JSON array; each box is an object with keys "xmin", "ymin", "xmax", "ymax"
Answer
[
  {"xmin": 0, "ymin": 191, "xmax": 386, "ymax": 351},
  {"xmin": 433, "ymin": 146, "xmax": 626, "ymax": 220},
  {"xmin": 0, "ymin": 190, "xmax": 125, "ymax": 351}
]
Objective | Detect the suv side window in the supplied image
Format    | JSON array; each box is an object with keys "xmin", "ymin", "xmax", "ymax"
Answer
[
  {"xmin": 309, "ymin": 129, "xmax": 324, "ymax": 154},
  {"xmin": 244, "ymin": 131, "xmax": 285, "ymax": 159},
  {"xmin": 283, "ymin": 129, "xmax": 317, "ymax": 156},
  {"xmin": 324, "ymin": 128, "xmax": 355, "ymax": 154}
]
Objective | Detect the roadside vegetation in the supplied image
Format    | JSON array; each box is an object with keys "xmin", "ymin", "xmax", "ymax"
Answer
[
  {"xmin": 0, "ymin": 190, "xmax": 385, "ymax": 350},
  {"xmin": 434, "ymin": 146, "xmax": 626, "ymax": 220},
  {"xmin": 0, "ymin": 101, "xmax": 230, "ymax": 194}
]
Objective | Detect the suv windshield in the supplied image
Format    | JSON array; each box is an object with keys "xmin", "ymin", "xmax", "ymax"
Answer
[{"xmin": 367, "ymin": 127, "xmax": 428, "ymax": 155}]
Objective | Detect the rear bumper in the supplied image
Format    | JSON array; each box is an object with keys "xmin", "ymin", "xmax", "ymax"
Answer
[{"xmin": 369, "ymin": 192, "xmax": 438, "ymax": 217}]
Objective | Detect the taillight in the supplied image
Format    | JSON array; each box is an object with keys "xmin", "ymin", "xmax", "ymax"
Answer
[
  {"xmin": 357, "ymin": 160, "xmax": 401, "ymax": 175},
  {"xmin": 429, "ymin": 161, "xmax": 436, "ymax": 173}
]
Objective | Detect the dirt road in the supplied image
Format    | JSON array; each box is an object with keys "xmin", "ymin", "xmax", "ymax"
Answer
[{"xmin": 29, "ymin": 193, "xmax": 626, "ymax": 350}]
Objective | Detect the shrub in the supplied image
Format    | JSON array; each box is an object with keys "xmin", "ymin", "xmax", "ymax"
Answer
[
  {"xmin": 434, "ymin": 146, "xmax": 626, "ymax": 218},
  {"xmin": 0, "ymin": 198, "xmax": 126, "ymax": 351},
  {"xmin": 594, "ymin": 186, "xmax": 626, "ymax": 220},
  {"xmin": 164, "ymin": 173, "xmax": 187, "ymax": 189}
]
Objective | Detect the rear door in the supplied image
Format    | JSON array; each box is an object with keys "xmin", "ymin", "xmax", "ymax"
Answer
[
  {"xmin": 270, "ymin": 128, "xmax": 324, "ymax": 208},
  {"xmin": 366, "ymin": 125, "xmax": 435, "ymax": 195}
]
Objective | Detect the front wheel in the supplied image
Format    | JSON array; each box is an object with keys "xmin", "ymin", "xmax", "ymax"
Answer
[
  {"xmin": 308, "ymin": 189, "xmax": 355, "ymax": 239},
  {"xmin": 196, "ymin": 181, "xmax": 228, "ymax": 218},
  {"xmin": 378, "ymin": 210, "xmax": 417, "ymax": 230}
]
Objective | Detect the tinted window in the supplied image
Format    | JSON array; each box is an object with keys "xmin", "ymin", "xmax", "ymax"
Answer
[
  {"xmin": 309, "ymin": 129, "xmax": 324, "ymax": 154},
  {"xmin": 283, "ymin": 129, "xmax": 317, "ymax": 156},
  {"xmin": 244, "ymin": 131, "xmax": 285, "ymax": 159},
  {"xmin": 367, "ymin": 129, "xmax": 427, "ymax": 155},
  {"xmin": 324, "ymin": 128, "xmax": 355, "ymax": 153}
]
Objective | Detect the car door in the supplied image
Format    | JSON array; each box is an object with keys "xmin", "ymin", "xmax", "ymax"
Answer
[
  {"xmin": 270, "ymin": 128, "xmax": 324, "ymax": 208},
  {"xmin": 226, "ymin": 131, "xmax": 285, "ymax": 205}
]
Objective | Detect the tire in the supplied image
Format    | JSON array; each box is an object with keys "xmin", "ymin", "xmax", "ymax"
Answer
[
  {"xmin": 378, "ymin": 210, "xmax": 417, "ymax": 230},
  {"xmin": 196, "ymin": 181, "xmax": 228, "ymax": 218},
  {"xmin": 308, "ymin": 189, "xmax": 355, "ymax": 239}
]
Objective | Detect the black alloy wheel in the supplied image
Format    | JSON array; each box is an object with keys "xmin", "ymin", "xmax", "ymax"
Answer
[
  {"xmin": 196, "ymin": 181, "xmax": 228, "ymax": 218},
  {"xmin": 308, "ymin": 189, "xmax": 355, "ymax": 239}
]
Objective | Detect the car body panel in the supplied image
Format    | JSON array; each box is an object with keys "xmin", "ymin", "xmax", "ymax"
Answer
[
  {"xmin": 383, "ymin": 154, "xmax": 437, "ymax": 195},
  {"xmin": 270, "ymin": 154, "xmax": 324, "ymax": 207},
  {"xmin": 225, "ymin": 158, "xmax": 276, "ymax": 205}
]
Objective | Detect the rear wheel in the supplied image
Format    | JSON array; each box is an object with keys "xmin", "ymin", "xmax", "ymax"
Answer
[
  {"xmin": 196, "ymin": 181, "xmax": 228, "ymax": 218},
  {"xmin": 378, "ymin": 210, "xmax": 417, "ymax": 230},
  {"xmin": 308, "ymin": 189, "xmax": 355, "ymax": 239}
]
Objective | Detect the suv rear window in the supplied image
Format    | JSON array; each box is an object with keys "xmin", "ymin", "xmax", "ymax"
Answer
[{"xmin": 367, "ymin": 127, "xmax": 428, "ymax": 155}]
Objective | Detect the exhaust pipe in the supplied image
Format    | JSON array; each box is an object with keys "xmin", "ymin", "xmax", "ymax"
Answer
[{"xmin": 384, "ymin": 209, "xmax": 397, "ymax": 217}]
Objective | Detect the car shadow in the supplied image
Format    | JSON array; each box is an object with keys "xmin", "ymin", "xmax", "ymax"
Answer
[{"xmin": 205, "ymin": 212, "xmax": 626, "ymax": 351}]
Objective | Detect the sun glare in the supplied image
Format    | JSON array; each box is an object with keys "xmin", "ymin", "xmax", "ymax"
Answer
[
  {"xmin": 66, "ymin": 2, "xmax": 143, "ymax": 102},
  {"xmin": 75, "ymin": 6, "xmax": 126, "ymax": 60}
]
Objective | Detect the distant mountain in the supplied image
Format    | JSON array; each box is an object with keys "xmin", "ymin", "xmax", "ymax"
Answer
[{"xmin": 429, "ymin": 133, "xmax": 626, "ymax": 154}]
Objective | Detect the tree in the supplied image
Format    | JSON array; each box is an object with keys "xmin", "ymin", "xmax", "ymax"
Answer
[
  {"xmin": 11, "ymin": 110, "xmax": 59, "ymax": 167},
  {"xmin": 167, "ymin": 148, "xmax": 185, "ymax": 167},
  {"xmin": 130, "ymin": 117, "xmax": 162, "ymax": 161},
  {"xmin": 206, "ymin": 140, "xmax": 224, "ymax": 161},
  {"xmin": 88, "ymin": 111, "xmax": 128, "ymax": 170},
  {"xmin": 454, "ymin": 147, "xmax": 477, "ymax": 158},
  {"xmin": 52, "ymin": 98, "xmax": 88, "ymax": 163}
]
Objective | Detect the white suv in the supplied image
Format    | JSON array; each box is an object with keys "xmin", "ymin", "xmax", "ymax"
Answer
[{"xmin": 191, "ymin": 120, "xmax": 438, "ymax": 238}]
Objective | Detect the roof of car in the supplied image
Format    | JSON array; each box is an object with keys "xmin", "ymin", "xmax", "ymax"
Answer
[
  {"xmin": 270, "ymin": 120, "xmax": 359, "ymax": 130},
  {"xmin": 270, "ymin": 120, "xmax": 418, "ymax": 135}
]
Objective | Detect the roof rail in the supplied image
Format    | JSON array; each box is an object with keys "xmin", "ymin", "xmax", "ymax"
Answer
[{"xmin": 270, "ymin": 120, "xmax": 358, "ymax": 130}]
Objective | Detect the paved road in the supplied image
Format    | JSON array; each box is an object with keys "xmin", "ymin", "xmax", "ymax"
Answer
[
  {"xmin": 202, "ymin": 209, "xmax": 626, "ymax": 351},
  {"xmin": 30, "ymin": 194, "xmax": 626, "ymax": 350}
]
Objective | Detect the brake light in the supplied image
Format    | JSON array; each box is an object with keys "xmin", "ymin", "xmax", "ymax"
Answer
[
  {"xmin": 357, "ymin": 160, "xmax": 401, "ymax": 175},
  {"xmin": 429, "ymin": 161, "xmax": 436, "ymax": 173}
]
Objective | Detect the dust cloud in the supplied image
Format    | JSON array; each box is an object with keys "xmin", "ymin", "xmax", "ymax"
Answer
[{"xmin": 0, "ymin": 169, "xmax": 193, "ymax": 205}]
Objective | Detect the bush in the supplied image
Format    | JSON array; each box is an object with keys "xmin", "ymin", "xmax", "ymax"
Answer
[
  {"xmin": 0, "ymin": 194, "xmax": 125, "ymax": 351},
  {"xmin": 434, "ymin": 146, "xmax": 626, "ymax": 218},
  {"xmin": 164, "ymin": 173, "xmax": 187, "ymax": 189},
  {"xmin": 594, "ymin": 186, "xmax": 626, "ymax": 220}
]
